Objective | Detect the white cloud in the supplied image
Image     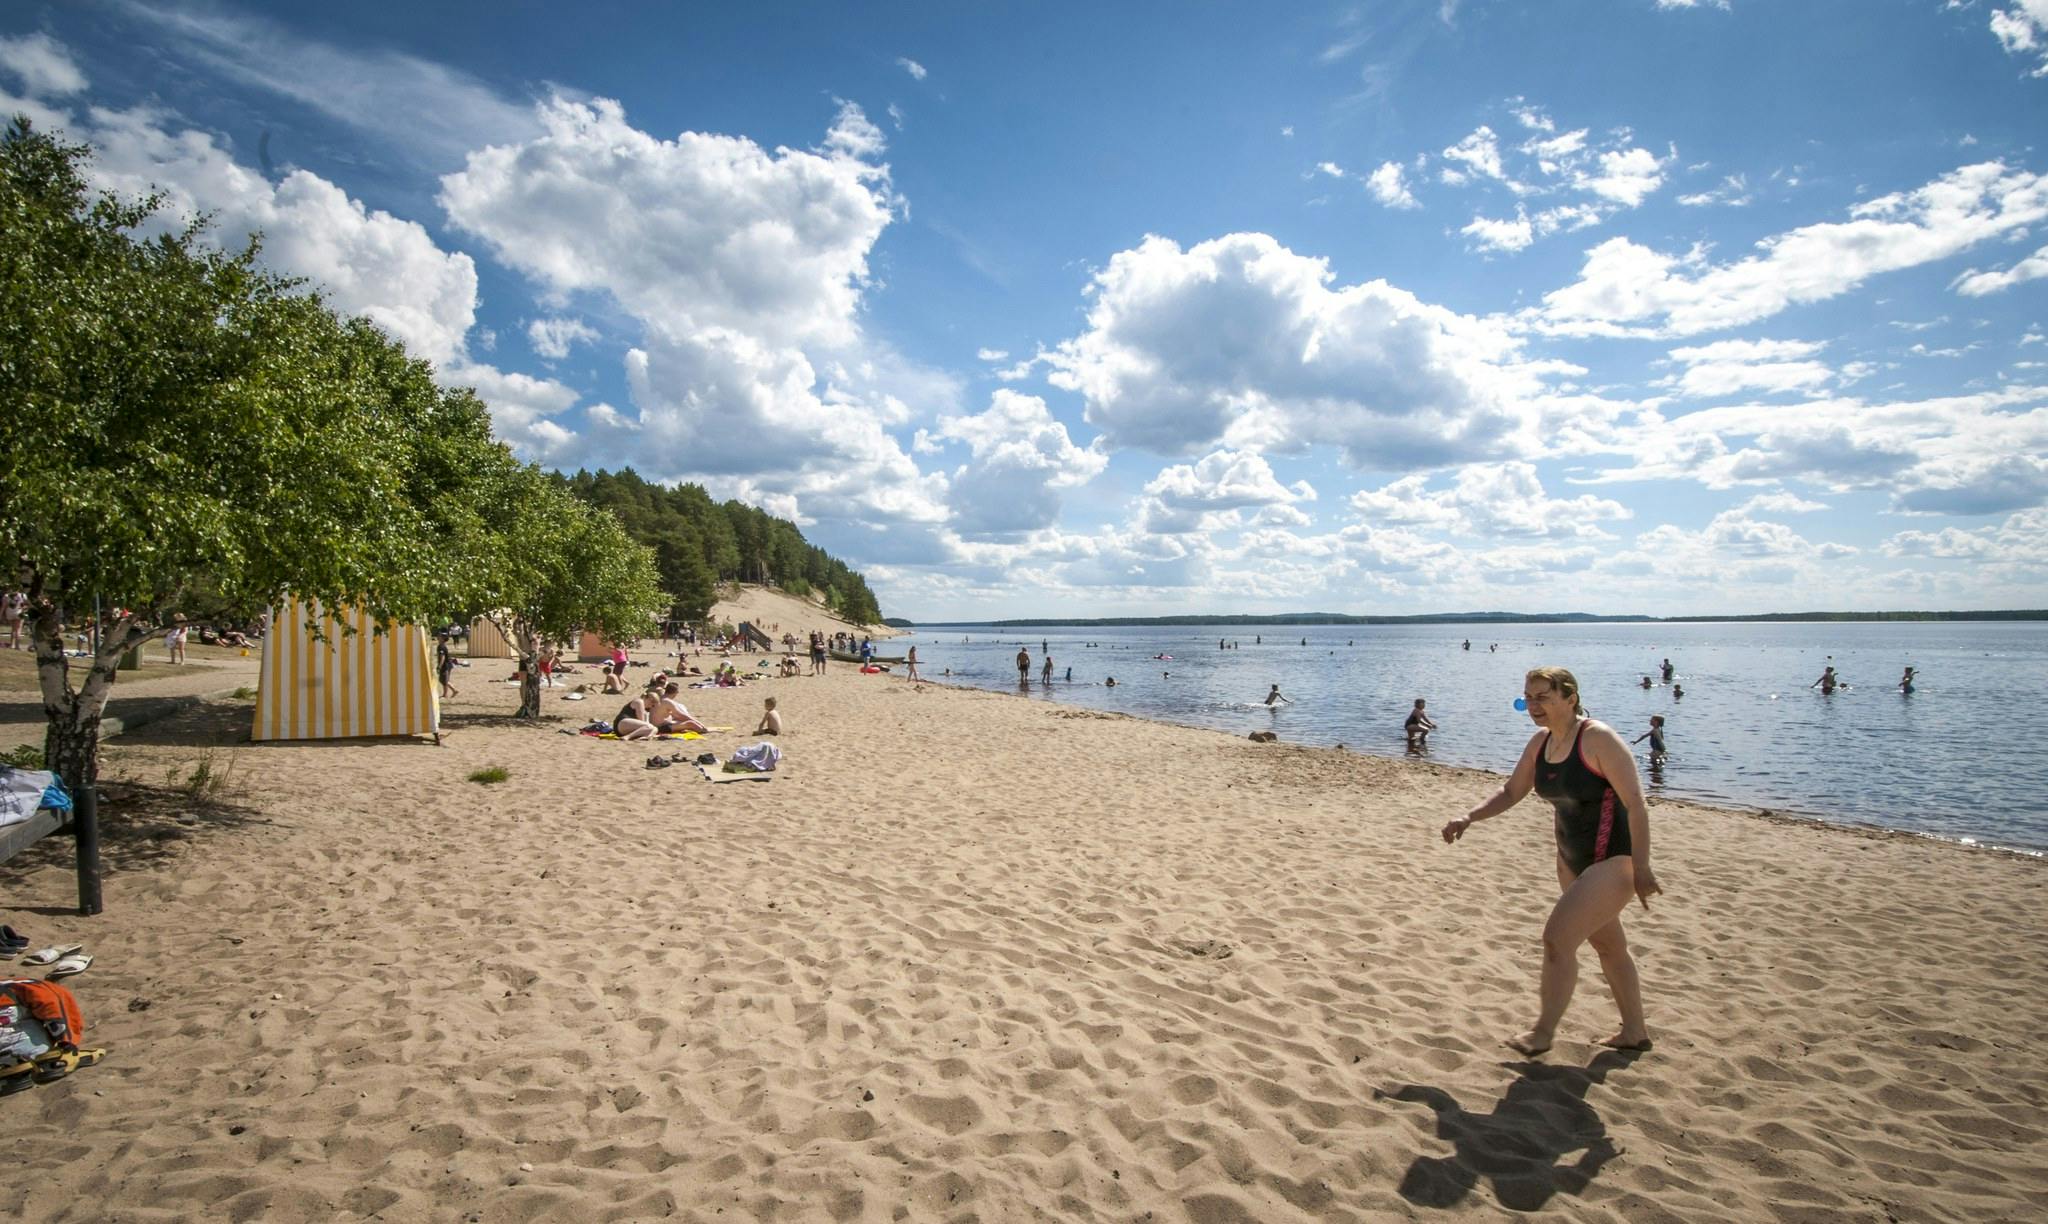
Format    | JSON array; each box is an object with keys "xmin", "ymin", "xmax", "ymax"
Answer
[
  {"xmin": 1462, "ymin": 211, "xmax": 1534, "ymax": 253},
  {"xmin": 113, "ymin": 0, "xmax": 538, "ymax": 170},
  {"xmin": 527, "ymin": 317, "xmax": 599, "ymax": 360},
  {"xmin": 0, "ymin": 32, "xmax": 87, "ymax": 96},
  {"xmin": 1952, "ymin": 242, "xmax": 2048, "ymax": 295},
  {"xmin": 927, "ymin": 390, "xmax": 1105, "ymax": 539},
  {"xmin": 1367, "ymin": 161, "xmax": 1419, "ymax": 209},
  {"xmin": 441, "ymin": 94, "xmax": 951, "ymax": 531},
  {"xmin": 1884, "ymin": 509, "xmax": 2048, "ymax": 570},
  {"xmin": 1663, "ymin": 338, "xmax": 1834, "ymax": 398},
  {"xmin": 1533, "ymin": 161, "xmax": 2048, "ymax": 338},
  {"xmin": 1577, "ymin": 146, "xmax": 1666, "ymax": 207},
  {"xmin": 1316, "ymin": 161, "xmax": 1346, "ymax": 179},
  {"xmin": 1737, "ymin": 492, "xmax": 1830, "ymax": 514},
  {"xmin": 1678, "ymin": 173, "xmax": 1752, "ymax": 208},
  {"xmin": 1281, "ymin": 125, "xmax": 1295, "ymax": 138},
  {"xmin": 896, "ymin": 56, "xmax": 928, "ymax": 80},
  {"xmin": 1988, "ymin": 2, "xmax": 2048, "ymax": 76},
  {"xmin": 1511, "ymin": 103, "xmax": 1554, "ymax": 132},
  {"xmin": 444, "ymin": 360, "xmax": 582, "ymax": 459},
  {"xmin": 1349, "ymin": 462, "xmax": 1630, "ymax": 539},
  {"xmin": 78, "ymin": 101, "xmax": 479, "ymax": 366},
  {"xmin": 1043, "ymin": 232, "xmax": 1570, "ymax": 470},
  {"xmin": 976, "ymin": 347, "xmax": 1009, "ymax": 361},
  {"xmin": 1656, "ymin": 0, "xmax": 1730, "ymax": 9},
  {"xmin": 1441, "ymin": 125, "xmax": 1507, "ymax": 184},
  {"xmin": 1139, "ymin": 449, "xmax": 1315, "ymax": 534}
]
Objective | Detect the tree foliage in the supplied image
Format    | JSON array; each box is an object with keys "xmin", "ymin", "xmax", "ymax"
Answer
[
  {"xmin": 561, "ymin": 468, "xmax": 883, "ymax": 625},
  {"xmin": 0, "ymin": 118, "xmax": 665, "ymax": 783}
]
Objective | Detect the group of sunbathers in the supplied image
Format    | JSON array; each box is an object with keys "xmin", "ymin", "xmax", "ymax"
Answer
[{"xmin": 613, "ymin": 675, "xmax": 710, "ymax": 740}]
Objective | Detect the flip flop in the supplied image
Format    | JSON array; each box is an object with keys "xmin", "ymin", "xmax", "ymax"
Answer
[
  {"xmin": 45, "ymin": 953, "xmax": 92, "ymax": 979},
  {"xmin": 31, "ymin": 1047, "xmax": 105, "ymax": 1083},
  {"xmin": 1, "ymin": 1060, "xmax": 37, "ymax": 1096},
  {"xmin": 20, "ymin": 944, "xmax": 81, "ymax": 967},
  {"xmin": 644, "ymin": 755, "xmax": 672, "ymax": 769}
]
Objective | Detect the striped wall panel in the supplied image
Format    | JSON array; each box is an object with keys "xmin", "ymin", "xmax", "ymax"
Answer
[{"xmin": 251, "ymin": 598, "xmax": 441, "ymax": 742}]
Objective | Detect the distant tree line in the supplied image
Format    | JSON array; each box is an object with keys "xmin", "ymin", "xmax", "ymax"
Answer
[{"xmin": 560, "ymin": 468, "xmax": 883, "ymax": 627}]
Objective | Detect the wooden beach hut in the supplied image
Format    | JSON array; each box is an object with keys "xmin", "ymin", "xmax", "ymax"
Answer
[
  {"xmin": 576, "ymin": 630, "xmax": 613, "ymax": 663},
  {"xmin": 251, "ymin": 597, "xmax": 440, "ymax": 742},
  {"xmin": 467, "ymin": 616, "xmax": 514, "ymax": 659}
]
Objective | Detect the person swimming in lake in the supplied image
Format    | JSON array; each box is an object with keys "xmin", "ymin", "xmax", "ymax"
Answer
[
  {"xmin": 1263, "ymin": 684, "xmax": 1289, "ymax": 707},
  {"xmin": 1405, "ymin": 698, "xmax": 1437, "ymax": 749},
  {"xmin": 1105, "ymin": 676, "xmax": 1117, "ymax": 687},
  {"xmin": 1811, "ymin": 665, "xmax": 1839, "ymax": 694},
  {"xmin": 1660, "ymin": 658, "xmax": 1675, "ymax": 683},
  {"xmin": 1016, "ymin": 647, "xmax": 1031, "ymax": 684},
  {"xmin": 1640, "ymin": 675, "xmax": 1654, "ymax": 689},
  {"xmin": 1898, "ymin": 666, "xmax": 1916, "ymax": 695},
  {"xmin": 1670, "ymin": 684, "xmax": 1683, "ymax": 700},
  {"xmin": 1632, "ymin": 714, "xmax": 1666, "ymax": 763},
  {"xmin": 1441, "ymin": 666, "xmax": 1660, "ymax": 1057}
]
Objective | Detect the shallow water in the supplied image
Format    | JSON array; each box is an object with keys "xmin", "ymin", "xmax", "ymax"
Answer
[{"xmin": 892, "ymin": 621, "xmax": 2048, "ymax": 853}]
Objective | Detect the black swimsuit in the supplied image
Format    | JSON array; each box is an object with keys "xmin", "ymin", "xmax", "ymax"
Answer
[{"xmin": 1534, "ymin": 722, "xmax": 1633, "ymax": 876}]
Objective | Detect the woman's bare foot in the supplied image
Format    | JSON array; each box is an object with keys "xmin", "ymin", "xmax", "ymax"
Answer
[
  {"xmin": 1504, "ymin": 1031, "xmax": 1553, "ymax": 1057},
  {"xmin": 1599, "ymin": 1030, "xmax": 1653, "ymax": 1052}
]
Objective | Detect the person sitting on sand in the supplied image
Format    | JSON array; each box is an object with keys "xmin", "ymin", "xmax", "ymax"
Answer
[
  {"xmin": 1632, "ymin": 714, "xmax": 1666, "ymax": 762},
  {"xmin": 1405, "ymin": 698, "xmax": 1437, "ymax": 747},
  {"xmin": 1441, "ymin": 666, "xmax": 1660, "ymax": 1057},
  {"xmin": 753, "ymin": 696, "xmax": 782, "ymax": 736},
  {"xmin": 1811, "ymin": 665, "xmax": 1838, "ymax": 694},
  {"xmin": 600, "ymin": 662, "xmax": 627, "ymax": 695},
  {"xmin": 652, "ymin": 683, "xmax": 708, "ymax": 734},
  {"xmin": 1263, "ymin": 684, "xmax": 1289, "ymax": 707},
  {"xmin": 614, "ymin": 692, "xmax": 657, "ymax": 741},
  {"xmin": 779, "ymin": 653, "xmax": 800, "ymax": 677}
]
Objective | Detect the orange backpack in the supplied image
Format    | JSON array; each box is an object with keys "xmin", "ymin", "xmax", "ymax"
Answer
[{"xmin": 0, "ymin": 978, "xmax": 84, "ymax": 1052}]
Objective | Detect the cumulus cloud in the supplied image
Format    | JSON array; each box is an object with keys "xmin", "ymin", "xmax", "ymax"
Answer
[
  {"xmin": 1735, "ymin": 491, "xmax": 1829, "ymax": 515},
  {"xmin": 1441, "ymin": 125, "xmax": 1508, "ymax": 186},
  {"xmin": 1043, "ymin": 232, "xmax": 1571, "ymax": 470},
  {"xmin": 1884, "ymin": 508, "xmax": 2048, "ymax": 564},
  {"xmin": 63, "ymin": 96, "xmax": 479, "ymax": 366},
  {"xmin": 1952, "ymin": 242, "xmax": 2048, "ymax": 295},
  {"xmin": 440, "ymin": 94, "xmax": 955, "ymax": 532},
  {"xmin": 1662, "ymin": 338, "xmax": 1834, "ymax": 398},
  {"xmin": 1138, "ymin": 449, "xmax": 1315, "ymax": 533},
  {"xmin": 1987, "ymin": 2, "xmax": 2048, "ymax": 76},
  {"xmin": 1577, "ymin": 146, "xmax": 1666, "ymax": 207},
  {"xmin": 528, "ymin": 316, "xmax": 599, "ymax": 360},
  {"xmin": 926, "ymin": 391, "xmax": 1106, "ymax": 539},
  {"xmin": 1349, "ymin": 462, "xmax": 1630, "ymax": 539},
  {"xmin": 0, "ymin": 32, "xmax": 87, "ymax": 96},
  {"xmin": 1367, "ymin": 161, "xmax": 1419, "ymax": 209},
  {"xmin": 1585, "ymin": 385, "xmax": 2048, "ymax": 516},
  {"xmin": 1462, "ymin": 210, "xmax": 1534, "ymax": 253},
  {"xmin": 1533, "ymin": 161, "xmax": 2048, "ymax": 338}
]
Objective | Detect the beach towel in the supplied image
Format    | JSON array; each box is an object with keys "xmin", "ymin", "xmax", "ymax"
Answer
[
  {"xmin": 696, "ymin": 761, "xmax": 774, "ymax": 784},
  {"xmin": 727, "ymin": 742, "xmax": 781, "ymax": 772},
  {"xmin": 0, "ymin": 769, "xmax": 71, "ymax": 831}
]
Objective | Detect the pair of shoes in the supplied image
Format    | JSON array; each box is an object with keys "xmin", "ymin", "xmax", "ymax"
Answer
[
  {"xmin": 645, "ymin": 755, "xmax": 673, "ymax": 770},
  {"xmin": 694, "ymin": 752, "xmax": 717, "ymax": 766},
  {"xmin": 20, "ymin": 943, "xmax": 80, "ymax": 968},
  {"xmin": 0, "ymin": 926, "xmax": 27, "ymax": 956},
  {"xmin": 46, "ymin": 953, "xmax": 92, "ymax": 979}
]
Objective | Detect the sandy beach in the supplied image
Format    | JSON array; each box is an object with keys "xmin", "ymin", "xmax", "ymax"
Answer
[{"xmin": 3, "ymin": 610, "xmax": 2045, "ymax": 1221}]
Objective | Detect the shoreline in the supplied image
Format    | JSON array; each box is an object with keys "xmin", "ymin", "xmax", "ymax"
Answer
[{"xmin": 909, "ymin": 675, "xmax": 2048, "ymax": 862}]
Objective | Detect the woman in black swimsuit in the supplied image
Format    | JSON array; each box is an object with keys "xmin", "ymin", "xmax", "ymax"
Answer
[{"xmin": 1441, "ymin": 666, "xmax": 1661, "ymax": 1056}]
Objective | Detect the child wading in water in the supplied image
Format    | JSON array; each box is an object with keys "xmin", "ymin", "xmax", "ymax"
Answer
[
  {"xmin": 1633, "ymin": 715, "xmax": 1666, "ymax": 762},
  {"xmin": 1405, "ymin": 698, "xmax": 1438, "ymax": 749}
]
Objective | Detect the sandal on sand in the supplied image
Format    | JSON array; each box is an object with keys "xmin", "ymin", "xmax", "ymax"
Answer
[
  {"xmin": 32, "ymin": 1047, "xmax": 105, "ymax": 1083},
  {"xmin": 1, "ymin": 1061, "xmax": 38, "ymax": 1095},
  {"xmin": 20, "ymin": 944, "xmax": 81, "ymax": 968},
  {"xmin": 644, "ymin": 755, "xmax": 672, "ymax": 769},
  {"xmin": 45, "ymin": 953, "xmax": 92, "ymax": 979}
]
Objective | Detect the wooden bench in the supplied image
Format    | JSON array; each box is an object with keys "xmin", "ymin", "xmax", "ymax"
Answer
[{"xmin": 0, "ymin": 780, "xmax": 99, "ymax": 915}]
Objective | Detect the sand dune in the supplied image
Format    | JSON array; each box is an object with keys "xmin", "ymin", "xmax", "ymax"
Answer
[{"xmin": 2, "ymin": 662, "xmax": 2043, "ymax": 1221}]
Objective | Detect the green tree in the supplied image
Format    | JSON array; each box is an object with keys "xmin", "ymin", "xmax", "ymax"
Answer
[
  {"xmin": 0, "ymin": 119, "xmax": 492, "ymax": 790},
  {"xmin": 465, "ymin": 461, "xmax": 665, "ymax": 717}
]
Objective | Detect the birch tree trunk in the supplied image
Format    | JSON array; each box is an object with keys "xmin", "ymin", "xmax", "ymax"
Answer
[
  {"xmin": 514, "ymin": 622, "xmax": 543, "ymax": 719},
  {"xmin": 33, "ymin": 608, "xmax": 153, "ymax": 796}
]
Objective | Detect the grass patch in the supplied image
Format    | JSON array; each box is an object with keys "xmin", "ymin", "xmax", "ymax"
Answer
[
  {"xmin": 2, "ymin": 743, "xmax": 44, "ymax": 768},
  {"xmin": 230, "ymin": 686, "xmax": 258, "ymax": 700},
  {"xmin": 164, "ymin": 746, "xmax": 240, "ymax": 799},
  {"xmin": 467, "ymin": 765, "xmax": 510, "ymax": 785}
]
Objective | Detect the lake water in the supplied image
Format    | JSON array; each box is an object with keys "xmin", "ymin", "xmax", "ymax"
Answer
[{"xmin": 890, "ymin": 621, "xmax": 2048, "ymax": 854}]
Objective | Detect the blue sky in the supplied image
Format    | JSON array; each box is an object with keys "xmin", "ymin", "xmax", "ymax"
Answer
[{"xmin": 4, "ymin": 1, "xmax": 2047, "ymax": 619}]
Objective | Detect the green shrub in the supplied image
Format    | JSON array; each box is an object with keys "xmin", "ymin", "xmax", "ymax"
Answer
[
  {"xmin": 468, "ymin": 766, "xmax": 510, "ymax": 785},
  {"xmin": 1, "ymin": 743, "xmax": 44, "ymax": 768}
]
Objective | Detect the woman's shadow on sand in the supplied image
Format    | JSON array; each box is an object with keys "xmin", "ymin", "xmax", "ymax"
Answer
[{"xmin": 1377, "ymin": 1048, "xmax": 1644, "ymax": 1211}]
